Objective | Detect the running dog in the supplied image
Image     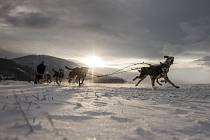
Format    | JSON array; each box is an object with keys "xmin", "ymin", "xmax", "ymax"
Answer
[
  {"xmin": 75, "ymin": 67, "xmax": 88, "ymax": 87},
  {"xmin": 65, "ymin": 66, "xmax": 88, "ymax": 87},
  {"xmin": 133, "ymin": 56, "xmax": 179, "ymax": 89},
  {"xmin": 44, "ymin": 72, "xmax": 52, "ymax": 84},
  {"xmin": 67, "ymin": 67, "xmax": 80, "ymax": 84},
  {"xmin": 52, "ymin": 68, "xmax": 64, "ymax": 85}
]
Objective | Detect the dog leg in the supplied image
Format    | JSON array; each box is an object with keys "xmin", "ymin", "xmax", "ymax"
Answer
[
  {"xmin": 156, "ymin": 78, "xmax": 163, "ymax": 86},
  {"xmin": 78, "ymin": 78, "xmax": 81, "ymax": 87},
  {"xmin": 164, "ymin": 76, "xmax": 180, "ymax": 88},
  {"xmin": 150, "ymin": 76, "xmax": 156, "ymax": 89},
  {"xmin": 133, "ymin": 76, "xmax": 139, "ymax": 81},
  {"xmin": 81, "ymin": 77, "xmax": 85, "ymax": 85},
  {"xmin": 135, "ymin": 76, "xmax": 147, "ymax": 86},
  {"xmin": 160, "ymin": 79, "xmax": 167, "ymax": 83}
]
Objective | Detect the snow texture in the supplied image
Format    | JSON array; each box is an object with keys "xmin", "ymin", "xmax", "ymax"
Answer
[{"xmin": 0, "ymin": 81, "xmax": 210, "ymax": 140}]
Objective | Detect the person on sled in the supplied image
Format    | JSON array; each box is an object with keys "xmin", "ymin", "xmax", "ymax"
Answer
[{"xmin": 34, "ymin": 61, "xmax": 46, "ymax": 84}]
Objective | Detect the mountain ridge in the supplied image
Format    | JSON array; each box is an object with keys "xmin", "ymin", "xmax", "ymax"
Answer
[{"xmin": 12, "ymin": 55, "xmax": 79, "ymax": 73}]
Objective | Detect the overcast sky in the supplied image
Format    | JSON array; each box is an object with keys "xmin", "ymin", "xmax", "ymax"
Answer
[{"xmin": 1, "ymin": 0, "xmax": 210, "ymax": 83}]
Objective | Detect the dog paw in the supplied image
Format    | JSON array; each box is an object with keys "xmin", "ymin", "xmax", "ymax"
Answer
[{"xmin": 152, "ymin": 86, "xmax": 157, "ymax": 90}]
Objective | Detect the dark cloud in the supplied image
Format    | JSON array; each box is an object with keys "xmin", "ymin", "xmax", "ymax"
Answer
[
  {"xmin": 0, "ymin": 0, "xmax": 26, "ymax": 16},
  {"xmin": 1, "ymin": 0, "xmax": 210, "ymax": 59},
  {"xmin": 180, "ymin": 17, "xmax": 210, "ymax": 43},
  {"xmin": 5, "ymin": 11, "xmax": 56, "ymax": 28},
  {"xmin": 0, "ymin": 0, "xmax": 55, "ymax": 28}
]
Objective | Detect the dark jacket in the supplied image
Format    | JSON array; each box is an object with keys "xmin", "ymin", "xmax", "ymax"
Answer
[{"xmin": 37, "ymin": 63, "xmax": 46, "ymax": 74}]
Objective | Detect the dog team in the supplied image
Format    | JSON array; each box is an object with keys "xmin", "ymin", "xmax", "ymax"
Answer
[
  {"xmin": 34, "ymin": 61, "xmax": 88, "ymax": 87},
  {"xmin": 34, "ymin": 56, "xmax": 179, "ymax": 89}
]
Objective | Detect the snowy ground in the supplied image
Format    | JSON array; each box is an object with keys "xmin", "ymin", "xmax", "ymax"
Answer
[{"xmin": 0, "ymin": 81, "xmax": 210, "ymax": 140}]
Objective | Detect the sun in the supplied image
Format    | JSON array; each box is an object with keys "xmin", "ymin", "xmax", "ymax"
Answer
[{"xmin": 84, "ymin": 56, "xmax": 105, "ymax": 68}]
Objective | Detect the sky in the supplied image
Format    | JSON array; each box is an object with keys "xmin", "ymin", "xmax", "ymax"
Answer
[{"xmin": 1, "ymin": 0, "xmax": 210, "ymax": 83}]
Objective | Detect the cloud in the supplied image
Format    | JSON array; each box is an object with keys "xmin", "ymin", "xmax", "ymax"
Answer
[
  {"xmin": 195, "ymin": 56, "xmax": 210, "ymax": 66},
  {"xmin": 5, "ymin": 6, "xmax": 56, "ymax": 28},
  {"xmin": 180, "ymin": 17, "xmax": 210, "ymax": 43},
  {"xmin": 0, "ymin": 0, "xmax": 27, "ymax": 16},
  {"xmin": 1, "ymin": 0, "xmax": 210, "ymax": 60}
]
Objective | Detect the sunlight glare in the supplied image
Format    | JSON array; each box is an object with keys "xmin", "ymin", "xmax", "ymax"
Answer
[{"xmin": 84, "ymin": 56, "xmax": 105, "ymax": 68}]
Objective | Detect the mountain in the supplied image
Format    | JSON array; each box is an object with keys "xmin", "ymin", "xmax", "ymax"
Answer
[
  {"xmin": 12, "ymin": 55, "xmax": 79, "ymax": 73},
  {"xmin": 0, "ymin": 58, "xmax": 34, "ymax": 81},
  {"xmin": 0, "ymin": 54, "xmax": 127, "ymax": 83}
]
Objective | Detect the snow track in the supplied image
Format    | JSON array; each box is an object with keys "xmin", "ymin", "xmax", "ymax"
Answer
[{"xmin": 0, "ymin": 81, "xmax": 210, "ymax": 140}]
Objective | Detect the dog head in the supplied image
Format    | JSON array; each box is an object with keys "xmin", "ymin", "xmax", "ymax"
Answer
[
  {"xmin": 164, "ymin": 56, "xmax": 174, "ymax": 65},
  {"xmin": 160, "ymin": 62, "xmax": 169, "ymax": 74},
  {"xmin": 80, "ymin": 67, "xmax": 88, "ymax": 74}
]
